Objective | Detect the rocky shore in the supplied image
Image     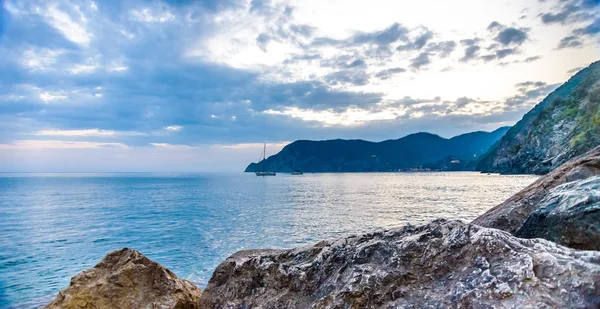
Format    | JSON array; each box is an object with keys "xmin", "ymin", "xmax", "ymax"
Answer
[{"xmin": 45, "ymin": 147, "xmax": 600, "ymax": 309}]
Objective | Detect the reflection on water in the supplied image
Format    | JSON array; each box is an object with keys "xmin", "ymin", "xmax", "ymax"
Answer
[{"xmin": 0, "ymin": 172, "xmax": 537, "ymax": 308}]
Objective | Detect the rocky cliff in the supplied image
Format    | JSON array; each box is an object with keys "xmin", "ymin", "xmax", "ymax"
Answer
[
  {"xmin": 473, "ymin": 146, "xmax": 600, "ymax": 235},
  {"xmin": 477, "ymin": 60, "xmax": 600, "ymax": 174},
  {"xmin": 44, "ymin": 248, "xmax": 202, "ymax": 309},
  {"xmin": 516, "ymin": 175, "xmax": 600, "ymax": 250},
  {"xmin": 246, "ymin": 127, "xmax": 509, "ymax": 173},
  {"xmin": 200, "ymin": 220, "xmax": 600, "ymax": 308}
]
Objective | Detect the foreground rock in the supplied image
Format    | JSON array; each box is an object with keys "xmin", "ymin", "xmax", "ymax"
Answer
[
  {"xmin": 516, "ymin": 176, "xmax": 600, "ymax": 250},
  {"xmin": 200, "ymin": 220, "xmax": 600, "ymax": 309},
  {"xmin": 473, "ymin": 146, "xmax": 600, "ymax": 234},
  {"xmin": 45, "ymin": 248, "xmax": 202, "ymax": 309}
]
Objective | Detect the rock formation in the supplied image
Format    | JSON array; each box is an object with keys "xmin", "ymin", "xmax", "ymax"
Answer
[
  {"xmin": 477, "ymin": 60, "xmax": 600, "ymax": 175},
  {"xmin": 473, "ymin": 145, "xmax": 600, "ymax": 234},
  {"xmin": 200, "ymin": 219, "xmax": 600, "ymax": 309},
  {"xmin": 516, "ymin": 175, "xmax": 600, "ymax": 250},
  {"xmin": 44, "ymin": 248, "xmax": 202, "ymax": 309}
]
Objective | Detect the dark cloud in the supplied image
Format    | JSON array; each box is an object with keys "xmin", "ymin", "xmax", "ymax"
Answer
[
  {"xmin": 541, "ymin": 3, "xmax": 579, "ymax": 24},
  {"xmin": 515, "ymin": 81, "xmax": 547, "ymax": 88},
  {"xmin": 323, "ymin": 70, "xmax": 370, "ymax": 86},
  {"xmin": 256, "ymin": 33, "xmax": 271, "ymax": 52},
  {"xmin": 460, "ymin": 38, "xmax": 481, "ymax": 46},
  {"xmin": 495, "ymin": 48, "xmax": 518, "ymax": 59},
  {"xmin": 345, "ymin": 59, "xmax": 366, "ymax": 68},
  {"xmin": 460, "ymin": 45, "xmax": 481, "ymax": 62},
  {"xmin": 540, "ymin": 0, "xmax": 599, "ymax": 24},
  {"xmin": 573, "ymin": 18, "xmax": 600, "ymax": 35},
  {"xmin": 505, "ymin": 81, "xmax": 559, "ymax": 108},
  {"xmin": 567, "ymin": 66, "xmax": 584, "ymax": 74},
  {"xmin": 424, "ymin": 40, "xmax": 456, "ymax": 57},
  {"xmin": 487, "ymin": 21, "xmax": 503, "ymax": 31},
  {"xmin": 374, "ymin": 67, "xmax": 406, "ymax": 79},
  {"xmin": 282, "ymin": 53, "xmax": 321, "ymax": 64},
  {"xmin": 313, "ymin": 23, "xmax": 409, "ymax": 49},
  {"xmin": 524, "ymin": 56, "xmax": 541, "ymax": 62},
  {"xmin": 481, "ymin": 54, "xmax": 497, "ymax": 62},
  {"xmin": 557, "ymin": 35, "xmax": 583, "ymax": 49},
  {"xmin": 495, "ymin": 27, "xmax": 528, "ymax": 46},
  {"xmin": 410, "ymin": 52, "xmax": 431, "ymax": 69},
  {"xmin": 455, "ymin": 97, "xmax": 475, "ymax": 108},
  {"xmin": 397, "ymin": 30, "xmax": 433, "ymax": 51}
]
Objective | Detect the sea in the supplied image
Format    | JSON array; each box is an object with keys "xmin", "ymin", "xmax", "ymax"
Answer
[{"xmin": 0, "ymin": 172, "xmax": 538, "ymax": 308}]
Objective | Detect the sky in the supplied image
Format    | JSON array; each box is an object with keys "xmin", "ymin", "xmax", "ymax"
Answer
[{"xmin": 0, "ymin": 0, "xmax": 598, "ymax": 172}]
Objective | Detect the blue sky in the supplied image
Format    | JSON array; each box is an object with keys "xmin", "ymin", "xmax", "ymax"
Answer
[{"xmin": 0, "ymin": 0, "xmax": 598, "ymax": 172}]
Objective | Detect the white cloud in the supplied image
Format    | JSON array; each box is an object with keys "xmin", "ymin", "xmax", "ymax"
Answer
[
  {"xmin": 35, "ymin": 129, "xmax": 116, "ymax": 137},
  {"xmin": 264, "ymin": 107, "xmax": 400, "ymax": 126},
  {"xmin": 164, "ymin": 125, "xmax": 183, "ymax": 132},
  {"xmin": 150, "ymin": 143, "xmax": 192, "ymax": 149},
  {"xmin": 108, "ymin": 65, "xmax": 129, "ymax": 72},
  {"xmin": 0, "ymin": 140, "xmax": 128, "ymax": 149},
  {"xmin": 21, "ymin": 48, "xmax": 64, "ymax": 71},
  {"xmin": 44, "ymin": 5, "xmax": 91, "ymax": 45},
  {"xmin": 70, "ymin": 63, "xmax": 99, "ymax": 74},
  {"xmin": 39, "ymin": 92, "xmax": 68, "ymax": 102},
  {"xmin": 130, "ymin": 7, "xmax": 175, "ymax": 23}
]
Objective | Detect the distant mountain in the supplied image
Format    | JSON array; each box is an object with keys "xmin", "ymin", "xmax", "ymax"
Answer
[
  {"xmin": 245, "ymin": 127, "xmax": 509, "ymax": 173},
  {"xmin": 477, "ymin": 61, "xmax": 600, "ymax": 175}
]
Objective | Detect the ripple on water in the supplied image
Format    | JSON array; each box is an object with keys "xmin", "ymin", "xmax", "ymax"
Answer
[{"xmin": 0, "ymin": 172, "xmax": 538, "ymax": 308}]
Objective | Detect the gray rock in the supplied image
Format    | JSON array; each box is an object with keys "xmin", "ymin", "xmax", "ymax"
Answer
[
  {"xmin": 473, "ymin": 145, "xmax": 600, "ymax": 234},
  {"xmin": 199, "ymin": 219, "xmax": 600, "ymax": 309},
  {"xmin": 516, "ymin": 176, "xmax": 600, "ymax": 250},
  {"xmin": 45, "ymin": 248, "xmax": 202, "ymax": 309}
]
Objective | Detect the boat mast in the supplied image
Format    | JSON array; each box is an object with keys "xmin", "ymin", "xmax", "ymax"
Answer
[{"xmin": 262, "ymin": 143, "xmax": 266, "ymax": 172}]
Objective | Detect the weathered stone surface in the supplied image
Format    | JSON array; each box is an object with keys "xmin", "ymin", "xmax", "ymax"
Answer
[
  {"xmin": 45, "ymin": 248, "xmax": 202, "ymax": 309},
  {"xmin": 516, "ymin": 176, "xmax": 600, "ymax": 250},
  {"xmin": 199, "ymin": 219, "xmax": 600, "ymax": 309},
  {"xmin": 473, "ymin": 146, "xmax": 600, "ymax": 234}
]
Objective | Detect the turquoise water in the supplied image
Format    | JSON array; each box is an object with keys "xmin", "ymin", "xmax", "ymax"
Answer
[{"xmin": 0, "ymin": 172, "xmax": 538, "ymax": 308}]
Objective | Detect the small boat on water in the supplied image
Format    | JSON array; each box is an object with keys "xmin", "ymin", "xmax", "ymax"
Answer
[
  {"xmin": 291, "ymin": 169, "xmax": 303, "ymax": 175},
  {"xmin": 255, "ymin": 143, "xmax": 276, "ymax": 176}
]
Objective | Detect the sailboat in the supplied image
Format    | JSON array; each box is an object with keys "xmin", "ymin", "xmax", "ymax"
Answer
[{"xmin": 255, "ymin": 143, "xmax": 276, "ymax": 176}]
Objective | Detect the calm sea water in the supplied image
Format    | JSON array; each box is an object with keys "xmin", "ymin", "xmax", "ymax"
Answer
[{"xmin": 0, "ymin": 172, "xmax": 538, "ymax": 308}]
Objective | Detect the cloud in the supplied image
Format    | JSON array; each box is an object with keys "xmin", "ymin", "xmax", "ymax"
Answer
[
  {"xmin": 0, "ymin": 0, "xmax": 596, "ymax": 172},
  {"xmin": 35, "ymin": 129, "xmax": 116, "ymax": 136},
  {"xmin": 323, "ymin": 69, "xmax": 370, "ymax": 86},
  {"xmin": 524, "ymin": 56, "xmax": 542, "ymax": 62},
  {"xmin": 554, "ymin": 17, "xmax": 599, "ymax": 49},
  {"xmin": 410, "ymin": 52, "xmax": 431, "ymax": 69},
  {"xmin": 460, "ymin": 45, "xmax": 481, "ymax": 62},
  {"xmin": 312, "ymin": 22, "xmax": 409, "ymax": 49},
  {"xmin": 567, "ymin": 66, "xmax": 584, "ymax": 74},
  {"xmin": 540, "ymin": 0, "xmax": 599, "ymax": 24},
  {"xmin": 164, "ymin": 125, "xmax": 183, "ymax": 132},
  {"xmin": 573, "ymin": 18, "xmax": 600, "ymax": 36},
  {"xmin": 557, "ymin": 35, "xmax": 583, "ymax": 49},
  {"xmin": 495, "ymin": 27, "xmax": 529, "ymax": 46},
  {"xmin": 395, "ymin": 29, "xmax": 433, "ymax": 51},
  {"xmin": 0, "ymin": 140, "xmax": 128, "ymax": 149},
  {"xmin": 426, "ymin": 40, "xmax": 456, "ymax": 57},
  {"xmin": 374, "ymin": 67, "xmax": 406, "ymax": 79},
  {"xmin": 487, "ymin": 21, "xmax": 503, "ymax": 31}
]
